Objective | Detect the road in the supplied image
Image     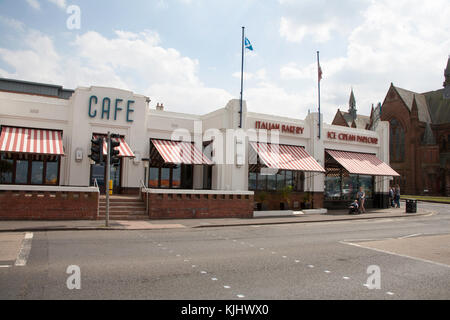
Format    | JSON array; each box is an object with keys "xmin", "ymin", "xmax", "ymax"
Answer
[{"xmin": 0, "ymin": 202, "xmax": 449, "ymax": 300}]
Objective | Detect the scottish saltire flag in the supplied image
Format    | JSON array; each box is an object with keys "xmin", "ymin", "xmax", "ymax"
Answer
[{"xmin": 245, "ymin": 37, "xmax": 253, "ymax": 51}]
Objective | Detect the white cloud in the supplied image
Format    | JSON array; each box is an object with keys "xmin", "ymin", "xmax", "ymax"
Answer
[
  {"xmin": 0, "ymin": 26, "xmax": 233, "ymax": 114},
  {"xmin": 232, "ymin": 68, "xmax": 267, "ymax": 82},
  {"xmin": 280, "ymin": 16, "xmax": 338, "ymax": 43},
  {"xmin": 47, "ymin": 0, "xmax": 66, "ymax": 9},
  {"xmin": 279, "ymin": 0, "xmax": 450, "ymax": 122},
  {"xmin": 0, "ymin": 16, "xmax": 25, "ymax": 31},
  {"xmin": 26, "ymin": 0, "xmax": 40, "ymax": 10},
  {"xmin": 245, "ymin": 81, "xmax": 317, "ymax": 119},
  {"xmin": 0, "ymin": 30, "xmax": 62, "ymax": 84},
  {"xmin": 279, "ymin": 0, "xmax": 370, "ymax": 43}
]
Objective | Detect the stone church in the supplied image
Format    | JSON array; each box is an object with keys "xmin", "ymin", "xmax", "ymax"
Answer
[{"xmin": 332, "ymin": 57, "xmax": 450, "ymax": 196}]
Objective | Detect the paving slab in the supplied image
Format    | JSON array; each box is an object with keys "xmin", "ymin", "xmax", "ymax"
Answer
[{"xmin": 0, "ymin": 206, "xmax": 433, "ymax": 232}]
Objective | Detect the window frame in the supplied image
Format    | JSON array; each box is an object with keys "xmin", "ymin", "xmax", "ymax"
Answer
[
  {"xmin": 248, "ymin": 169, "xmax": 305, "ymax": 192},
  {"xmin": 0, "ymin": 153, "xmax": 61, "ymax": 186}
]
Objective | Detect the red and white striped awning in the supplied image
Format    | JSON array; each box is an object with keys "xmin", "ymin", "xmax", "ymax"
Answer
[
  {"xmin": 250, "ymin": 142, "xmax": 325, "ymax": 172},
  {"xmin": 93, "ymin": 134, "xmax": 135, "ymax": 158},
  {"xmin": 151, "ymin": 139, "xmax": 213, "ymax": 165},
  {"xmin": 326, "ymin": 149, "xmax": 399, "ymax": 176},
  {"xmin": 0, "ymin": 126, "xmax": 64, "ymax": 155}
]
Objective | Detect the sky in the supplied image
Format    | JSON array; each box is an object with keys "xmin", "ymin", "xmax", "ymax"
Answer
[{"xmin": 0, "ymin": 0, "xmax": 449, "ymax": 123}]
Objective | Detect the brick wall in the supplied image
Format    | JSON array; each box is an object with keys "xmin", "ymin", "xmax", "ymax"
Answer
[
  {"xmin": 145, "ymin": 192, "xmax": 254, "ymax": 219},
  {"xmin": 0, "ymin": 190, "xmax": 99, "ymax": 220},
  {"xmin": 254, "ymin": 191, "xmax": 324, "ymax": 210}
]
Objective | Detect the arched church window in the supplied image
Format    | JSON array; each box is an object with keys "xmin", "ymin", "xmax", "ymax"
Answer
[{"xmin": 389, "ymin": 118, "xmax": 405, "ymax": 162}]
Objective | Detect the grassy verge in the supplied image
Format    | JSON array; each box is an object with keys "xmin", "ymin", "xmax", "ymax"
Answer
[{"xmin": 401, "ymin": 195, "xmax": 450, "ymax": 203}]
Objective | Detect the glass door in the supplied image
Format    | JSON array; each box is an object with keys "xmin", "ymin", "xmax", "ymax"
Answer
[{"xmin": 90, "ymin": 159, "xmax": 122, "ymax": 194}]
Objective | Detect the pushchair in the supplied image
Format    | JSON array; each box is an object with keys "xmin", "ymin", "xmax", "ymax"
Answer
[{"xmin": 348, "ymin": 200, "xmax": 359, "ymax": 214}]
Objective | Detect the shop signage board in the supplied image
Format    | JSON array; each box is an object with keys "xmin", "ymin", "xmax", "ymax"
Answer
[
  {"xmin": 255, "ymin": 121, "xmax": 304, "ymax": 135},
  {"xmin": 88, "ymin": 95, "xmax": 135, "ymax": 122},
  {"xmin": 326, "ymin": 131, "xmax": 378, "ymax": 145}
]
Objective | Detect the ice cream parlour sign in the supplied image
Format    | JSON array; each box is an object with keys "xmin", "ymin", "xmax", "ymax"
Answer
[{"xmin": 327, "ymin": 131, "xmax": 378, "ymax": 144}]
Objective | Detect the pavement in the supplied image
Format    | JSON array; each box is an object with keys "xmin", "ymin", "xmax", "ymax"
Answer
[{"xmin": 0, "ymin": 203, "xmax": 434, "ymax": 232}]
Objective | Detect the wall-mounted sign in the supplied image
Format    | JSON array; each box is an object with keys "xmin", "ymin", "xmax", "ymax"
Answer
[
  {"xmin": 327, "ymin": 131, "xmax": 378, "ymax": 144},
  {"xmin": 255, "ymin": 121, "xmax": 304, "ymax": 135},
  {"xmin": 88, "ymin": 95, "xmax": 135, "ymax": 122}
]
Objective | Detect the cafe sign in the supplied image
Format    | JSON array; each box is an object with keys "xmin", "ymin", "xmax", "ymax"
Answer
[{"xmin": 88, "ymin": 95, "xmax": 135, "ymax": 123}]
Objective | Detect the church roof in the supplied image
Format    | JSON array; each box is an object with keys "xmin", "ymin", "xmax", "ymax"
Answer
[
  {"xmin": 393, "ymin": 86, "xmax": 432, "ymax": 123},
  {"xmin": 340, "ymin": 111, "xmax": 371, "ymax": 129},
  {"xmin": 423, "ymin": 88, "xmax": 450, "ymax": 125}
]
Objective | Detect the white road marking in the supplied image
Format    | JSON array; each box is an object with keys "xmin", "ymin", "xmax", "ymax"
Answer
[
  {"xmin": 343, "ymin": 276, "xmax": 350, "ymax": 280},
  {"xmin": 308, "ymin": 265, "xmax": 314, "ymax": 268},
  {"xmin": 342, "ymin": 241, "xmax": 450, "ymax": 269},
  {"xmin": 397, "ymin": 233, "xmax": 422, "ymax": 239},
  {"xmin": 0, "ymin": 265, "xmax": 11, "ymax": 268},
  {"xmin": 324, "ymin": 270, "xmax": 331, "ymax": 273},
  {"xmin": 224, "ymin": 286, "xmax": 231, "ymax": 289},
  {"xmin": 237, "ymin": 294, "xmax": 245, "ymax": 298},
  {"xmin": 15, "ymin": 232, "xmax": 33, "ymax": 267},
  {"xmin": 211, "ymin": 278, "xmax": 218, "ymax": 281},
  {"xmin": 294, "ymin": 260, "xmax": 300, "ymax": 263},
  {"xmin": 341, "ymin": 238, "xmax": 377, "ymax": 242},
  {"xmin": 386, "ymin": 291, "xmax": 395, "ymax": 295},
  {"xmin": 282, "ymin": 256, "xmax": 287, "ymax": 259},
  {"xmin": 200, "ymin": 271, "xmax": 207, "ymax": 274}
]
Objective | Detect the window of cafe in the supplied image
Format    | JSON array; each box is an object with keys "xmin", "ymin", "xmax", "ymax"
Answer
[
  {"xmin": 324, "ymin": 149, "xmax": 398, "ymax": 202},
  {"xmin": 0, "ymin": 153, "xmax": 60, "ymax": 185},
  {"xmin": 249, "ymin": 169, "xmax": 304, "ymax": 192},
  {"xmin": 148, "ymin": 164, "xmax": 193, "ymax": 189},
  {"xmin": 324, "ymin": 173, "xmax": 374, "ymax": 201}
]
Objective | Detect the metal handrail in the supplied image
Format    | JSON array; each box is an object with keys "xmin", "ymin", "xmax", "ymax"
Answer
[
  {"xmin": 93, "ymin": 178, "xmax": 100, "ymax": 219},
  {"xmin": 140, "ymin": 179, "xmax": 149, "ymax": 214}
]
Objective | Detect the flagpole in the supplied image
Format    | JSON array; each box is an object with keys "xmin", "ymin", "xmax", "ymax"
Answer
[
  {"xmin": 317, "ymin": 51, "xmax": 321, "ymax": 139},
  {"xmin": 239, "ymin": 26, "xmax": 245, "ymax": 128}
]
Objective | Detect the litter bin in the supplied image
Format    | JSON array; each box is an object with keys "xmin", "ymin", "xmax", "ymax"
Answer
[{"xmin": 405, "ymin": 199, "xmax": 417, "ymax": 213}]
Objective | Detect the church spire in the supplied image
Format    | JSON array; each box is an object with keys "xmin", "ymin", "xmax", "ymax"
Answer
[
  {"xmin": 348, "ymin": 88, "xmax": 357, "ymax": 121},
  {"xmin": 444, "ymin": 55, "xmax": 450, "ymax": 88}
]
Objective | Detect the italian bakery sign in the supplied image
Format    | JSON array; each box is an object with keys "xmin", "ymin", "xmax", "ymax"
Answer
[
  {"xmin": 327, "ymin": 131, "xmax": 378, "ymax": 144},
  {"xmin": 255, "ymin": 121, "xmax": 304, "ymax": 135}
]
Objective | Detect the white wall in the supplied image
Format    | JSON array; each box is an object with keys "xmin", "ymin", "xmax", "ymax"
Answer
[{"xmin": 1, "ymin": 87, "xmax": 392, "ymax": 194}]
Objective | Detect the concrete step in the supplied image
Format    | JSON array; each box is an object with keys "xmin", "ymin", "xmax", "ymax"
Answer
[
  {"xmin": 99, "ymin": 209, "xmax": 146, "ymax": 214},
  {"xmin": 99, "ymin": 211, "xmax": 147, "ymax": 216},
  {"xmin": 99, "ymin": 205, "xmax": 146, "ymax": 209},
  {"xmin": 97, "ymin": 215, "xmax": 148, "ymax": 220},
  {"xmin": 99, "ymin": 199, "xmax": 143, "ymax": 204}
]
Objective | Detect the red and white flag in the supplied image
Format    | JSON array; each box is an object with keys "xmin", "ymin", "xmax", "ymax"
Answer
[{"xmin": 318, "ymin": 63, "xmax": 323, "ymax": 82}]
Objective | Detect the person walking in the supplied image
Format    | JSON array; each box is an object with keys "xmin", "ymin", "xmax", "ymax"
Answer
[
  {"xmin": 357, "ymin": 186, "xmax": 366, "ymax": 213},
  {"xmin": 395, "ymin": 184, "xmax": 401, "ymax": 208},
  {"xmin": 389, "ymin": 186, "xmax": 395, "ymax": 207}
]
